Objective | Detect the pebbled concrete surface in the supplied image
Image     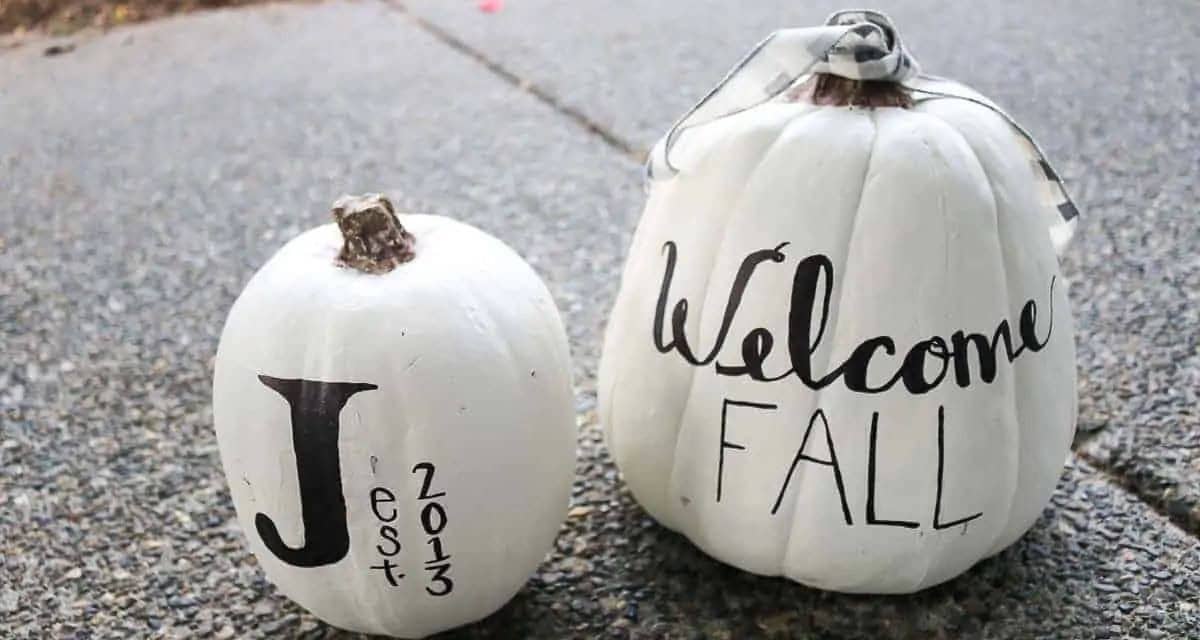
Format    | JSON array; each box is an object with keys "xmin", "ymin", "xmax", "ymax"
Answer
[
  {"xmin": 0, "ymin": 1, "xmax": 1197, "ymax": 638},
  {"xmin": 402, "ymin": 0, "xmax": 1200, "ymax": 534}
]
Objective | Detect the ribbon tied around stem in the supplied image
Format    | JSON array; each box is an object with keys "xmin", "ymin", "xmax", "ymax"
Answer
[{"xmin": 645, "ymin": 9, "xmax": 1079, "ymax": 252}]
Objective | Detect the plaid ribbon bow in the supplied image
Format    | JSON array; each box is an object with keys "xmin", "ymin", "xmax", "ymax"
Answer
[{"xmin": 647, "ymin": 9, "xmax": 1079, "ymax": 253}]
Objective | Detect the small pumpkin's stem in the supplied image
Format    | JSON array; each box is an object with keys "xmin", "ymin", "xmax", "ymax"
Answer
[
  {"xmin": 808, "ymin": 73, "xmax": 912, "ymax": 108},
  {"xmin": 331, "ymin": 193, "xmax": 415, "ymax": 274}
]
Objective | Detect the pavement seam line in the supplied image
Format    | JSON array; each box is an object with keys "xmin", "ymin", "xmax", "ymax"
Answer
[
  {"xmin": 384, "ymin": 0, "xmax": 644, "ymax": 164},
  {"xmin": 1074, "ymin": 447, "xmax": 1200, "ymax": 540}
]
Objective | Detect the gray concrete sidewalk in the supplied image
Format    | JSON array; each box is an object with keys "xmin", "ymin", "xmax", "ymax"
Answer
[{"xmin": 0, "ymin": 1, "xmax": 1196, "ymax": 638}]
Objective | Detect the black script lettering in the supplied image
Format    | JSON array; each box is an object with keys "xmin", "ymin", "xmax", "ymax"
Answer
[
  {"xmin": 787, "ymin": 254, "xmax": 834, "ymax": 386},
  {"xmin": 425, "ymin": 563, "xmax": 453, "ymax": 597},
  {"xmin": 771, "ymin": 409, "xmax": 852, "ymax": 525},
  {"xmin": 900, "ymin": 337, "xmax": 952, "ymax": 394},
  {"xmin": 427, "ymin": 537, "xmax": 451, "ymax": 563},
  {"xmin": 421, "ymin": 503, "xmax": 448, "ymax": 536},
  {"xmin": 716, "ymin": 327, "xmax": 791, "ymax": 381},
  {"xmin": 653, "ymin": 243, "xmax": 1058, "ymax": 396},
  {"xmin": 654, "ymin": 241, "xmax": 789, "ymax": 366},
  {"xmin": 414, "ymin": 462, "xmax": 454, "ymax": 596},
  {"xmin": 370, "ymin": 480, "xmax": 404, "ymax": 587},
  {"xmin": 254, "ymin": 375, "xmax": 377, "ymax": 567},
  {"xmin": 1019, "ymin": 277, "xmax": 1056, "ymax": 352},
  {"xmin": 717, "ymin": 398, "xmax": 777, "ymax": 502},
  {"xmin": 376, "ymin": 525, "xmax": 402, "ymax": 556},
  {"xmin": 932, "ymin": 406, "xmax": 984, "ymax": 530},
  {"xmin": 950, "ymin": 323, "xmax": 1017, "ymax": 386},
  {"xmin": 370, "ymin": 487, "xmax": 397, "ymax": 522},
  {"xmin": 414, "ymin": 462, "xmax": 447, "ymax": 500},
  {"xmin": 865, "ymin": 412, "xmax": 920, "ymax": 529},
  {"xmin": 370, "ymin": 557, "xmax": 405, "ymax": 586},
  {"xmin": 710, "ymin": 401, "xmax": 985, "ymax": 531},
  {"xmin": 834, "ymin": 337, "xmax": 897, "ymax": 393}
]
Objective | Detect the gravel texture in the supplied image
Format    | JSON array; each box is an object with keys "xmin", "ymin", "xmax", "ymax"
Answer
[
  {"xmin": 403, "ymin": 0, "xmax": 1200, "ymax": 534},
  {"xmin": 0, "ymin": 1, "xmax": 1197, "ymax": 638}
]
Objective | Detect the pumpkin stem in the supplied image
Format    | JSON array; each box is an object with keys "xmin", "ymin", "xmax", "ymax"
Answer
[
  {"xmin": 331, "ymin": 193, "xmax": 415, "ymax": 274},
  {"xmin": 807, "ymin": 73, "xmax": 912, "ymax": 108}
]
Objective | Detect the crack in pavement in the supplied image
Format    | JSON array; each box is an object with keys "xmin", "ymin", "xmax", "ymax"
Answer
[{"xmin": 384, "ymin": 0, "xmax": 645, "ymax": 164}]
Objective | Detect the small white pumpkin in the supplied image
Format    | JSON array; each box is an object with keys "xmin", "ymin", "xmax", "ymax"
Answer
[
  {"xmin": 599, "ymin": 11, "xmax": 1079, "ymax": 593},
  {"xmin": 213, "ymin": 195, "xmax": 575, "ymax": 637}
]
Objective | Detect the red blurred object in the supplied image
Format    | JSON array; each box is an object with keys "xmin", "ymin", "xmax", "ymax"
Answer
[{"xmin": 478, "ymin": 0, "xmax": 503, "ymax": 13}]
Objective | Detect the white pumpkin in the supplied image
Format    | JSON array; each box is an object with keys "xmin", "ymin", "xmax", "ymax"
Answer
[
  {"xmin": 599, "ymin": 11, "xmax": 1078, "ymax": 594},
  {"xmin": 213, "ymin": 195, "xmax": 575, "ymax": 637}
]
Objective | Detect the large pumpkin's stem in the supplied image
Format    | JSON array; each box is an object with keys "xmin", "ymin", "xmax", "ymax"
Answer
[
  {"xmin": 807, "ymin": 73, "xmax": 912, "ymax": 108},
  {"xmin": 331, "ymin": 193, "xmax": 415, "ymax": 274}
]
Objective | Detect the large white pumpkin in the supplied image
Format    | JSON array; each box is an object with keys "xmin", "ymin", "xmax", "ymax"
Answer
[
  {"xmin": 213, "ymin": 195, "xmax": 575, "ymax": 637},
  {"xmin": 598, "ymin": 11, "xmax": 1079, "ymax": 593}
]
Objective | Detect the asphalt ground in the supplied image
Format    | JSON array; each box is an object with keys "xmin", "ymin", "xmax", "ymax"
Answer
[{"xmin": 1, "ymin": 1, "xmax": 1197, "ymax": 638}]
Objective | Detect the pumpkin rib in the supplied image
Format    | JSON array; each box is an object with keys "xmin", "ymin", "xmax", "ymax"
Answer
[
  {"xmin": 917, "ymin": 103, "xmax": 1037, "ymax": 562},
  {"xmin": 902, "ymin": 115, "xmax": 954, "ymax": 593},
  {"xmin": 660, "ymin": 117, "xmax": 798, "ymax": 536},
  {"xmin": 778, "ymin": 108, "xmax": 881, "ymax": 584},
  {"xmin": 920, "ymin": 109, "xmax": 1029, "ymax": 587},
  {"xmin": 606, "ymin": 104, "xmax": 810, "ymax": 529},
  {"xmin": 602, "ymin": 179, "xmax": 690, "ymax": 525},
  {"xmin": 972, "ymin": 129, "xmax": 1067, "ymax": 559},
  {"xmin": 370, "ymin": 243, "xmax": 430, "ymax": 632},
  {"xmin": 338, "ymin": 233, "xmax": 420, "ymax": 634},
  {"xmin": 911, "ymin": 110, "xmax": 1007, "ymax": 591},
  {"xmin": 319, "ymin": 299, "xmax": 381, "ymax": 628},
  {"xmin": 968, "ymin": 142, "xmax": 1028, "ymax": 563},
  {"xmin": 241, "ymin": 235, "xmax": 375, "ymax": 629},
  {"xmin": 980, "ymin": 161, "xmax": 1030, "ymax": 563},
  {"xmin": 916, "ymin": 107, "xmax": 1022, "ymax": 566},
  {"xmin": 838, "ymin": 110, "xmax": 963, "ymax": 593}
]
